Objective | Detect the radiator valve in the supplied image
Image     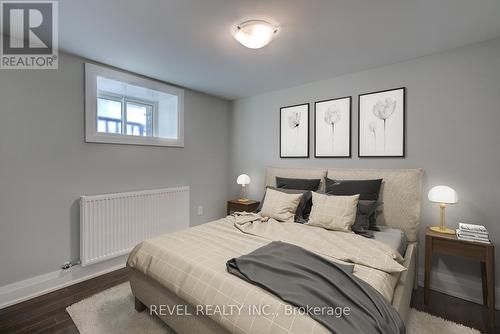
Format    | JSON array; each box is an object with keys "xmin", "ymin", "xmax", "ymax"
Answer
[{"xmin": 61, "ymin": 261, "xmax": 80, "ymax": 270}]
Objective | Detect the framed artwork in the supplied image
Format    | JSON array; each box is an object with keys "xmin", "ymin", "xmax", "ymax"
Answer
[
  {"xmin": 314, "ymin": 96, "xmax": 351, "ymax": 158},
  {"xmin": 280, "ymin": 103, "xmax": 309, "ymax": 158},
  {"xmin": 358, "ymin": 87, "xmax": 406, "ymax": 157}
]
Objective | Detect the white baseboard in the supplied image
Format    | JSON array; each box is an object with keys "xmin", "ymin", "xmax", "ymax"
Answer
[
  {"xmin": 417, "ymin": 267, "xmax": 500, "ymax": 309},
  {"xmin": 0, "ymin": 255, "xmax": 127, "ymax": 309}
]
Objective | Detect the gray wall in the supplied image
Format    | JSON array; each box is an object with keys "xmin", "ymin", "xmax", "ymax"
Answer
[
  {"xmin": 0, "ymin": 52, "xmax": 230, "ymax": 286},
  {"xmin": 229, "ymin": 39, "xmax": 500, "ymax": 300}
]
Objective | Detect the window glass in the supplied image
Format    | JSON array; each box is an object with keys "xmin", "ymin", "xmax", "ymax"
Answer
[
  {"xmin": 97, "ymin": 98, "xmax": 122, "ymax": 134},
  {"xmin": 126, "ymin": 102, "xmax": 153, "ymax": 137}
]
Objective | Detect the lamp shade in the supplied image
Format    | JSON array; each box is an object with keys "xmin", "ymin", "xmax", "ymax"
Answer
[
  {"xmin": 236, "ymin": 174, "xmax": 251, "ymax": 185},
  {"xmin": 428, "ymin": 186, "xmax": 458, "ymax": 204}
]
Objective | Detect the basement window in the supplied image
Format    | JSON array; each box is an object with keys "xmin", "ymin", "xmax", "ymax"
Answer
[{"xmin": 85, "ymin": 63, "xmax": 184, "ymax": 147}]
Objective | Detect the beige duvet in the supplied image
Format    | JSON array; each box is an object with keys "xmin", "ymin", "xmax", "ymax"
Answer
[{"xmin": 127, "ymin": 214, "xmax": 405, "ymax": 334}]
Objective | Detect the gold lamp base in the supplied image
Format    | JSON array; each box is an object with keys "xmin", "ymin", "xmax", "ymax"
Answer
[
  {"xmin": 429, "ymin": 226, "xmax": 456, "ymax": 235},
  {"xmin": 430, "ymin": 203, "xmax": 456, "ymax": 235},
  {"xmin": 237, "ymin": 184, "xmax": 249, "ymax": 203}
]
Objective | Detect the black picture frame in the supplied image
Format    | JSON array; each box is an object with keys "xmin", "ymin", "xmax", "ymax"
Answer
[
  {"xmin": 358, "ymin": 87, "xmax": 406, "ymax": 158},
  {"xmin": 314, "ymin": 96, "xmax": 352, "ymax": 158},
  {"xmin": 279, "ymin": 103, "xmax": 310, "ymax": 158}
]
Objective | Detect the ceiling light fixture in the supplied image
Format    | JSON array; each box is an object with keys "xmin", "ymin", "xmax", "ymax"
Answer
[{"xmin": 233, "ymin": 19, "xmax": 279, "ymax": 49}]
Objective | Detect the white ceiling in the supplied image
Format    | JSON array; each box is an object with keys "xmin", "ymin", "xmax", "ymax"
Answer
[{"xmin": 59, "ymin": 0, "xmax": 500, "ymax": 100}]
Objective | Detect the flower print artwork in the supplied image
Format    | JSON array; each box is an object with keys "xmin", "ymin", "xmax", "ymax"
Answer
[
  {"xmin": 368, "ymin": 122, "xmax": 377, "ymax": 150},
  {"xmin": 324, "ymin": 106, "xmax": 341, "ymax": 152},
  {"xmin": 315, "ymin": 97, "xmax": 351, "ymax": 157},
  {"xmin": 359, "ymin": 88, "xmax": 405, "ymax": 157},
  {"xmin": 280, "ymin": 104, "xmax": 309, "ymax": 157},
  {"xmin": 373, "ymin": 98, "xmax": 396, "ymax": 150},
  {"xmin": 288, "ymin": 111, "xmax": 301, "ymax": 129},
  {"xmin": 287, "ymin": 111, "xmax": 302, "ymax": 149}
]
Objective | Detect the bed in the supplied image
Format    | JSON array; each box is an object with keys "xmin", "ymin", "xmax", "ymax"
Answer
[{"xmin": 127, "ymin": 167, "xmax": 423, "ymax": 334}]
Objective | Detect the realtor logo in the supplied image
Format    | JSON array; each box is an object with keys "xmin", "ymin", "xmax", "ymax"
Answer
[{"xmin": 1, "ymin": 0, "xmax": 58, "ymax": 69}]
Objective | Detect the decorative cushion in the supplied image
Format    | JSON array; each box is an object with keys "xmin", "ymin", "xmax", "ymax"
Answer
[
  {"xmin": 259, "ymin": 188, "xmax": 304, "ymax": 222},
  {"xmin": 325, "ymin": 178, "xmax": 383, "ymax": 200},
  {"xmin": 307, "ymin": 192, "xmax": 359, "ymax": 232},
  {"xmin": 276, "ymin": 177, "xmax": 321, "ymax": 191},
  {"xmin": 257, "ymin": 187, "xmax": 312, "ymax": 222},
  {"xmin": 352, "ymin": 200, "xmax": 380, "ymax": 236}
]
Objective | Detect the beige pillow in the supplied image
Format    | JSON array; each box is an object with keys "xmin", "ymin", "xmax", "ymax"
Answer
[
  {"xmin": 260, "ymin": 188, "xmax": 303, "ymax": 222},
  {"xmin": 308, "ymin": 192, "xmax": 359, "ymax": 232}
]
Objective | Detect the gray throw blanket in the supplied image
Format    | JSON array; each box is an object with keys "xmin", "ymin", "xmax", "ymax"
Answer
[{"xmin": 227, "ymin": 241, "xmax": 405, "ymax": 334}]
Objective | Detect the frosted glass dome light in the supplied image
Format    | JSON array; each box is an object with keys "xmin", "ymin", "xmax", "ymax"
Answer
[
  {"xmin": 237, "ymin": 174, "xmax": 251, "ymax": 185},
  {"xmin": 428, "ymin": 185, "xmax": 458, "ymax": 204},
  {"xmin": 233, "ymin": 20, "xmax": 279, "ymax": 49}
]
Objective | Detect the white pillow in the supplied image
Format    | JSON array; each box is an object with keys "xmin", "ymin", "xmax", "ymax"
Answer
[
  {"xmin": 259, "ymin": 188, "xmax": 303, "ymax": 222},
  {"xmin": 308, "ymin": 192, "xmax": 359, "ymax": 232}
]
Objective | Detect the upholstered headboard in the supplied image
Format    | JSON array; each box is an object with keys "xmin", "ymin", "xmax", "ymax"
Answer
[{"xmin": 265, "ymin": 167, "xmax": 424, "ymax": 242}]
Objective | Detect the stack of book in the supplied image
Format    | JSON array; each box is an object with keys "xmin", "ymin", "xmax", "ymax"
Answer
[{"xmin": 456, "ymin": 223, "xmax": 491, "ymax": 244}]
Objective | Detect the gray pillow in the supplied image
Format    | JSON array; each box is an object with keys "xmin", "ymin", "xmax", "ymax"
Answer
[
  {"xmin": 257, "ymin": 187, "xmax": 312, "ymax": 222},
  {"xmin": 351, "ymin": 200, "xmax": 380, "ymax": 237},
  {"xmin": 325, "ymin": 178, "xmax": 382, "ymax": 201},
  {"xmin": 276, "ymin": 177, "xmax": 321, "ymax": 191}
]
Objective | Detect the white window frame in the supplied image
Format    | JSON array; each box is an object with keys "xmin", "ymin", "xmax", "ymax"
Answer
[{"xmin": 85, "ymin": 63, "xmax": 184, "ymax": 147}]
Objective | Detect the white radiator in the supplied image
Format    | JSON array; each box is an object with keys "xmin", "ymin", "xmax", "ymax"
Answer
[{"xmin": 80, "ymin": 186, "xmax": 189, "ymax": 266}]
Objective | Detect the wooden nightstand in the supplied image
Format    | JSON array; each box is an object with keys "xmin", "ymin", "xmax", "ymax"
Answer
[
  {"xmin": 227, "ymin": 199, "xmax": 260, "ymax": 215},
  {"xmin": 424, "ymin": 227, "xmax": 495, "ymax": 324}
]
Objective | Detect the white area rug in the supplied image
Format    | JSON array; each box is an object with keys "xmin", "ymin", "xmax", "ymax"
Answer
[{"xmin": 67, "ymin": 283, "xmax": 481, "ymax": 334}]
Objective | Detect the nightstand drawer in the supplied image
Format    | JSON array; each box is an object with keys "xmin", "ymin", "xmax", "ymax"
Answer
[
  {"xmin": 432, "ymin": 237, "xmax": 486, "ymax": 261},
  {"xmin": 227, "ymin": 200, "xmax": 260, "ymax": 215}
]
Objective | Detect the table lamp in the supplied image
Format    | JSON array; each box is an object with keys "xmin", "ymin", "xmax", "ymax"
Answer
[
  {"xmin": 236, "ymin": 174, "xmax": 251, "ymax": 202},
  {"xmin": 428, "ymin": 185, "xmax": 458, "ymax": 234}
]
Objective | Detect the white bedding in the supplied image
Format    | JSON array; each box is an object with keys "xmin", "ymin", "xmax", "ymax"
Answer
[
  {"xmin": 128, "ymin": 214, "xmax": 405, "ymax": 334},
  {"xmin": 372, "ymin": 226, "xmax": 408, "ymax": 256}
]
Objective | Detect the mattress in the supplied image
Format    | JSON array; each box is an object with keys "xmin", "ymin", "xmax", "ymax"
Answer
[
  {"xmin": 128, "ymin": 214, "xmax": 407, "ymax": 334},
  {"xmin": 372, "ymin": 226, "xmax": 408, "ymax": 256},
  {"xmin": 129, "ymin": 242, "xmax": 417, "ymax": 334}
]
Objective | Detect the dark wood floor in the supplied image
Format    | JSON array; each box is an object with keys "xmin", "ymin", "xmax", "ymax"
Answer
[
  {"xmin": 411, "ymin": 288, "xmax": 499, "ymax": 333},
  {"xmin": 0, "ymin": 269, "xmax": 498, "ymax": 333},
  {"xmin": 0, "ymin": 269, "xmax": 129, "ymax": 334}
]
